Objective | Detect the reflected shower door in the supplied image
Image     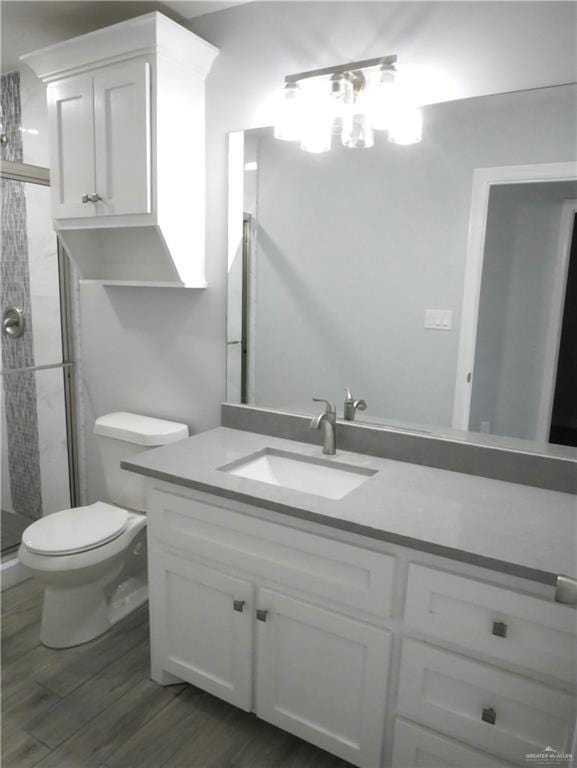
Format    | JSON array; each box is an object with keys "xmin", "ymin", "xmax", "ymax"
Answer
[{"xmin": 1, "ymin": 174, "xmax": 76, "ymax": 557}]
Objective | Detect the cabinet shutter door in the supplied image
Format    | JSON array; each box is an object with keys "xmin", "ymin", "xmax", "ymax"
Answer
[
  {"xmin": 158, "ymin": 554, "xmax": 253, "ymax": 711},
  {"xmin": 93, "ymin": 59, "xmax": 152, "ymax": 216},
  {"xmin": 255, "ymin": 589, "xmax": 391, "ymax": 767},
  {"xmin": 47, "ymin": 74, "xmax": 96, "ymax": 219}
]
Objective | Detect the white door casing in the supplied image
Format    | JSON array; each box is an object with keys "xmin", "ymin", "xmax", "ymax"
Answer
[{"xmin": 452, "ymin": 162, "xmax": 577, "ymax": 432}]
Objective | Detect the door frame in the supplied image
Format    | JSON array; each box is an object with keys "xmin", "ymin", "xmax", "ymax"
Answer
[
  {"xmin": 1, "ymin": 161, "xmax": 80, "ymax": 510},
  {"xmin": 452, "ymin": 161, "xmax": 577, "ymax": 432}
]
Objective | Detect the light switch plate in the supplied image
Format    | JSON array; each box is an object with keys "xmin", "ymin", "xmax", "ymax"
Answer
[{"xmin": 425, "ymin": 309, "xmax": 453, "ymax": 330}]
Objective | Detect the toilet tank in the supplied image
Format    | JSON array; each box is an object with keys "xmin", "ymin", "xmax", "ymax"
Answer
[{"xmin": 94, "ymin": 412, "xmax": 189, "ymax": 511}]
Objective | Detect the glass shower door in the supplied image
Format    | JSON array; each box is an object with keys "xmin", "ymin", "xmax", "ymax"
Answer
[{"xmin": 1, "ymin": 173, "xmax": 76, "ymax": 557}]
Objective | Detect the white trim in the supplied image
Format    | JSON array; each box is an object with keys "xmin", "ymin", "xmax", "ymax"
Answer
[
  {"xmin": 1, "ymin": 556, "xmax": 30, "ymax": 591},
  {"xmin": 452, "ymin": 162, "xmax": 577, "ymax": 431},
  {"xmin": 537, "ymin": 199, "xmax": 577, "ymax": 440}
]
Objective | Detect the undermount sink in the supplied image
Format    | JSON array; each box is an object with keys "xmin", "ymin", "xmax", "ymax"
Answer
[{"xmin": 219, "ymin": 448, "xmax": 377, "ymax": 500}]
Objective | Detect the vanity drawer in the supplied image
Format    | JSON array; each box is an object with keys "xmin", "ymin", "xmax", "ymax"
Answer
[
  {"xmin": 404, "ymin": 564, "xmax": 577, "ymax": 683},
  {"xmin": 392, "ymin": 718, "xmax": 514, "ymax": 768},
  {"xmin": 148, "ymin": 488, "xmax": 395, "ymax": 618},
  {"xmin": 397, "ymin": 639, "xmax": 576, "ymax": 766}
]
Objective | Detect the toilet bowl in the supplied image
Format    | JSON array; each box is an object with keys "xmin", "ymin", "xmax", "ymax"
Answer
[{"xmin": 18, "ymin": 412, "xmax": 189, "ymax": 649}]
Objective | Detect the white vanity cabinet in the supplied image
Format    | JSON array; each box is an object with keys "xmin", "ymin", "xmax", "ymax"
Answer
[
  {"xmin": 146, "ymin": 483, "xmax": 576, "ymax": 768},
  {"xmin": 48, "ymin": 59, "xmax": 151, "ymax": 220},
  {"xmin": 147, "ymin": 488, "xmax": 393, "ymax": 767}
]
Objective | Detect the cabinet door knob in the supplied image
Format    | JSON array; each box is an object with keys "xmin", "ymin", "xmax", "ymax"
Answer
[
  {"xmin": 256, "ymin": 609, "xmax": 268, "ymax": 622},
  {"xmin": 233, "ymin": 599, "xmax": 245, "ymax": 613},
  {"xmin": 482, "ymin": 707, "xmax": 497, "ymax": 725},
  {"xmin": 88, "ymin": 193, "xmax": 102, "ymax": 203},
  {"xmin": 492, "ymin": 621, "xmax": 508, "ymax": 638},
  {"xmin": 81, "ymin": 194, "xmax": 90, "ymax": 203}
]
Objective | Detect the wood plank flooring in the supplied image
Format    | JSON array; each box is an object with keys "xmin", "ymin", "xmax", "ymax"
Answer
[{"xmin": 2, "ymin": 579, "xmax": 353, "ymax": 768}]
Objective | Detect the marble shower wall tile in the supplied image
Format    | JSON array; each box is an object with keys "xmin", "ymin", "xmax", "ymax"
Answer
[{"xmin": 1, "ymin": 71, "xmax": 43, "ymax": 518}]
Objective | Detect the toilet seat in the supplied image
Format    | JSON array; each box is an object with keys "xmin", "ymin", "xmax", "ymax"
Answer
[{"xmin": 22, "ymin": 502, "xmax": 129, "ymax": 556}]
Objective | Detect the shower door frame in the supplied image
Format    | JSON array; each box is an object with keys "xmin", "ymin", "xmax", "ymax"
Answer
[{"xmin": 1, "ymin": 159, "xmax": 80, "ymax": 512}]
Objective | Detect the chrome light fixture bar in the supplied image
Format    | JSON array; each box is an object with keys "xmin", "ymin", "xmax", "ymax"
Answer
[
  {"xmin": 274, "ymin": 54, "xmax": 423, "ymax": 153},
  {"xmin": 284, "ymin": 54, "xmax": 398, "ymax": 83}
]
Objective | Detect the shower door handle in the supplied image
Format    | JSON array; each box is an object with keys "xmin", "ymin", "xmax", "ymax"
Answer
[{"xmin": 2, "ymin": 306, "xmax": 25, "ymax": 338}]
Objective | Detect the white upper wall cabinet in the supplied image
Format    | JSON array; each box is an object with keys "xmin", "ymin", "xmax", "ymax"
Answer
[{"xmin": 22, "ymin": 13, "xmax": 218, "ymax": 287}]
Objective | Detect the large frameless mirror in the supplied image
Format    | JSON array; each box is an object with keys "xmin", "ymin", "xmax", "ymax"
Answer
[{"xmin": 226, "ymin": 83, "xmax": 577, "ymax": 456}]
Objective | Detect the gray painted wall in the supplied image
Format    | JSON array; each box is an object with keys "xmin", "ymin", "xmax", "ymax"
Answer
[
  {"xmin": 5, "ymin": 2, "xmax": 577, "ymax": 501},
  {"xmin": 87, "ymin": 1, "xmax": 577, "ymax": 501}
]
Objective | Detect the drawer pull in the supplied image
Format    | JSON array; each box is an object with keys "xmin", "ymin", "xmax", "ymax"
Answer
[
  {"xmin": 492, "ymin": 621, "xmax": 508, "ymax": 638},
  {"xmin": 555, "ymin": 574, "xmax": 577, "ymax": 605},
  {"xmin": 233, "ymin": 599, "xmax": 246, "ymax": 613},
  {"xmin": 256, "ymin": 609, "xmax": 269, "ymax": 623},
  {"xmin": 481, "ymin": 707, "xmax": 497, "ymax": 725}
]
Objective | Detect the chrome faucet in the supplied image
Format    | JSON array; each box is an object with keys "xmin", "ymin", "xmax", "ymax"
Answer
[
  {"xmin": 343, "ymin": 387, "xmax": 367, "ymax": 421},
  {"xmin": 310, "ymin": 398, "xmax": 337, "ymax": 455}
]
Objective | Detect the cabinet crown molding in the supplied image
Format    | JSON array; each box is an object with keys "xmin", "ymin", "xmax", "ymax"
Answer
[{"xmin": 21, "ymin": 12, "xmax": 218, "ymax": 83}]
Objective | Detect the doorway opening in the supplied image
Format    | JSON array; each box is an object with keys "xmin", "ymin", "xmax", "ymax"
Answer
[{"xmin": 549, "ymin": 213, "xmax": 577, "ymax": 447}]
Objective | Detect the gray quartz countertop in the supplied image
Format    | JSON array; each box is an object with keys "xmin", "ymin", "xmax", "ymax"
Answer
[{"xmin": 122, "ymin": 427, "xmax": 577, "ymax": 586}]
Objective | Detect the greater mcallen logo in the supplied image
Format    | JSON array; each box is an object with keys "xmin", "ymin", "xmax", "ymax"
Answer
[{"xmin": 525, "ymin": 746, "xmax": 573, "ymax": 764}]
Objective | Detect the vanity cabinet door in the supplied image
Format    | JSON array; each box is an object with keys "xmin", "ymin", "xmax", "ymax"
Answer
[
  {"xmin": 93, "ymin": 59, "xmax": 152, "ymax": 216},
  {"xmin": 155, "ymin": 553, "xmax": 253, "ymax": 710},
  {"xmin": 47, "ymin": 73, "xmax": 96, "ymax": 219},
  {"xmin": 255, "ymin": 589, "xmax": 390, "ymax": 768}
]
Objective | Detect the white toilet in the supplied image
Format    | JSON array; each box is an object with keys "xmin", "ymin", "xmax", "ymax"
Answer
[{"xmin": 19, "ymin": 412, "xmax": 189, "ymax": 649}]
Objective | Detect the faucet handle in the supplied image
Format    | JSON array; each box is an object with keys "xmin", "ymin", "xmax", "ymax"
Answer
[
  {"xmin": 344, "ymin": 387, "xmax": 353, "ymax": 402},
  {"xmin": 313, "ymin": 397, "xmax": 336, "ymax": 414}
]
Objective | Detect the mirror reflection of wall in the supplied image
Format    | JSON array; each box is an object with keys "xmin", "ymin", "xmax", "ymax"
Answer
[{"xmin": 226, "ymin": 83, "xmax": 577, "ymax": 453}]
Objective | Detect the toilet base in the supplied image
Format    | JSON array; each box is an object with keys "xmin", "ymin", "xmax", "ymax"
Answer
[
  {"xmin": 20, "ymin": 510, "xmax": 149, "ymax": 649},
  {"xmin": 41, "ymin": 574, "xmax": 148, "ymax": 649}
]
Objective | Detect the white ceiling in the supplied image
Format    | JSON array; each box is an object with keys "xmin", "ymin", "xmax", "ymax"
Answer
[{"xmin": 1, "ymin": 0, "xmax": 247, "ymax": 73}]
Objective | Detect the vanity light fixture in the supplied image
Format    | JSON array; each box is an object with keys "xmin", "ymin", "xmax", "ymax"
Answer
[{"xmin": 274, "ymin": 55, "xmax": 422, "ymax": 153}]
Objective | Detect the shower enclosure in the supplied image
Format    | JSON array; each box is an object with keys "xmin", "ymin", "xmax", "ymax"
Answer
[{"xmin": 1, "ymin": 71, "xmax": 78, "ymax": 561}]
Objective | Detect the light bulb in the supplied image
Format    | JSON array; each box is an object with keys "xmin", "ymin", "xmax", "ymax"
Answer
[
  {"xmin": 274, "ymin": 82, "xmax": 302, "ymax": 142},
  {"xmin": 370, "ymin": 64, "xmax": 399, "ymax": 131},
  {"xmin": 342, "ymin": 109, "xmax": 374, "ymax": 149},
  {"xmin": 330, "ymin": 73, "xmax": 353, "ymax": 134},
  {"xmin": 300, "ymin": 87, "xmax": 334, "ymax": 153},
  {"xmin": 300, "ymin": 117, "xmax": 332, "ymax": 153},
  {"xmin": 388, "ymin": 106, "xmax": 423, "ymax": 145}
]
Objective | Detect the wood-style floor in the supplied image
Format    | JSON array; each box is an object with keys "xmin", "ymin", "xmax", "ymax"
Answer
[{"xmin": 2, "ymin": 578, "xmax": 352, "ymax": 768}]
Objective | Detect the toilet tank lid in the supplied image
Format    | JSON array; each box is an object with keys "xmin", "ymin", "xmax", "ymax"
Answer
[{"xmin": 94, "ymin": 412, "xmax": 189, "ymax": 446}]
